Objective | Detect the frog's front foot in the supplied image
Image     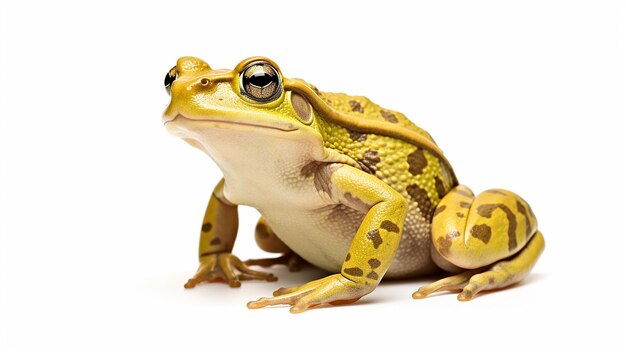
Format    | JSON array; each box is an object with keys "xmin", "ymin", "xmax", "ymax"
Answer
[
  {"xmin": 244, "ymin": 252, "xmax": 305, "ymax": 272},
  {"xmin": 184, "ymin": 252, "xmax": 277, "ymax": 289},
  {"xmin": 247, "ymin": 274, "xmax": 372, "ymax": 313}
]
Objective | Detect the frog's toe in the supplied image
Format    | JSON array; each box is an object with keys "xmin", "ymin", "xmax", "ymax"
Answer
[
  {"xmin": 184, "ymin": 254, "xmax": 219, "ymax": 288},
  {"xmin": 272, "ymin": 285, "xmax": 300, "ymax": 296},
  {"xmin": 244, "ymin": 252, "xmax": 305, "ymax": 272},
  {"xmin": 247, "ymin": 288, "xmax": 313, "ymax": 311},
  {"xmin": 229, "ymin": 255, "xmax": 278, "ymax": 282},
  {"xmin": 184, "ymin": 274, "xmax": 217, "ymax": 289},
  {"xmin": 412, "ymin": 269, "xmax": 481, "ymax": 299},
  {"xmin": 247, "ymin": 274, "xmax": 369, "ymax": 313},
  {"xmin": 248, "ymin": 288, "xmax": 337, "ymax": 314}
]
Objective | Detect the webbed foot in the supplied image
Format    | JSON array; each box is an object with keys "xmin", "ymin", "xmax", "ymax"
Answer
[
  {"xmin": 184, "ymin": 253, "xmax": 277, "ymax": 289},
  {"xmin": 247, "ymin": 274, "xmax": 371, "ymax": 313}
]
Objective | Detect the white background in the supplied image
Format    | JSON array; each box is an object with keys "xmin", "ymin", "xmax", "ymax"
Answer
[{"xmin": 1, "ymin": 0, "xmax": 624, "ymax": 356}]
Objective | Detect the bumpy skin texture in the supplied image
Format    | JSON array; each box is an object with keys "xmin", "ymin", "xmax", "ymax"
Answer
[{"xmin": 163, "ymin": 56, "xmax": 544, "ymax": 312}]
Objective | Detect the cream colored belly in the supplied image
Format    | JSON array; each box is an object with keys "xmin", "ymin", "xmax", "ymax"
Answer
[{"xmin": 257, "ymin": 203, "xmax": 438, "ymax": 279}]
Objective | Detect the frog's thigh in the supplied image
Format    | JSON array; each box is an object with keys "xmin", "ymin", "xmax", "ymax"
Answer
[
  {"xmin": 244, "ymin": 217, "xmax": 305, "ymax": 272},
  {"xmin": 415, "ymin": 186, "xmax": 544, "ymax": 300},
  {"xmin": 253, "ymin": 217, "xmax": 290, "ymax": 253}
]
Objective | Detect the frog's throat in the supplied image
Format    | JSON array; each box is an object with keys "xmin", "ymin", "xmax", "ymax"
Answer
[{"xmin": 283, "ymin": 78, "xmax": 459, "ymax": 186}]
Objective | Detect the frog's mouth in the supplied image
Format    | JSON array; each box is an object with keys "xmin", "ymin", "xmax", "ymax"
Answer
[{"xmin": 164, "ymin": 114, "xmax": 298, "ymax": 132}]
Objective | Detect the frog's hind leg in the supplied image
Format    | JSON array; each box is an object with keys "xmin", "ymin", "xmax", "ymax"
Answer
[
  {"xmin": 244, "ymin": 217, "xmax": 305, "ymax": 272},
  {"xmin": 414, "ymin": 231, "xmax": 544, "ymax": 300},
  {"xmin": 413, "ymin": 186, "xmax": 545, "ymax": 301}
]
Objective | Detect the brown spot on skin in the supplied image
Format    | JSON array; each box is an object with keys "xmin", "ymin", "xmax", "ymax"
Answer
[
  {"xmin": 516, "ymin": 200, "xmax": 532, "ymax": 237},
  {"xmin": 349, "ymin": 100, "xmax": 364, "ymax": 113},
  {"xmin": 406, "ymin": 184, "xmax": 433, "ymax": 220},
  {"xmin": 489, "ymin": 277, "xmax": 495, "ymax": 284},
  {"xmin": 407, "ymin": 149, "xmax": 428, "ymax": 175},
  {"xmin": 300, "ymin": 161, "xmax": 318, "ymax": 178},
  {"xmin": 364, "ymin": 150, "xmax": 381, "ymax": 165},
  {"xmin": 470, "ymin": 224, "xmax": 492, "ymax": 244},
  {"xmin": 456, "ymin": 212, "xmax": 464, "ymax": 218},
  {"xmin": 345, "ymin": 253, "xmax": 351, "ymax": 262},
  {"xmin": 433, "ymin": 205, "xmax": 447, "ymax": 217},
  {"xmin": 437, "ymin": 231, "xmax": 460, "ymax": 258},
  {"xmin": 434, "ymin": 177, "xmax": 446, "ymax": 198},
  {"xmin": 437, "ymin": 236, "xmax": 452, "ymax": 256},
  {"xmin": 201, "ymin": 222, "xmax": 212, "ymax": 233},
  {"xmin": 368, "ymin": 258, "xmax": 381, "ymax": 269},
  {"xmin": 366, "ymin": 271, "xmax": 379, "ymax": 280},
  {"xmin": 347, "ymin": 129, "xmax": 367, "ymax": 142},
  {"xmin": 486, "ymin": 189, "xmax": 507, "ymax": 196},
  {"xmin": 367, "ymin": 229, "xmax": 383, "ymax": 249},
  {"xmin": 300, "ymin": 162, "xmax": 338, "ymax": 196},
  {"xmin": 455, "ymin": 189, "xmax": 474, "ymax": 199},
  {"xmin": 477, "ymin": 204, "xmax": 497, "ymax": 217},
  {"xmin": 315, "ymin": 166, "xmax": 337, "ymax": 196},
  {"xmin": 380, "ymin": 220, "xmax": 399, "ymax": 233},
  {"xmin": 525, "ymin": 199, "xmax": 536, "ymax": 221},
  {"xmin": 343, "ymin": 267, "xmax": 364, "ymax": 277},
  {"xmin": 200, "ymin": 252, "xmax": 212, "ymax": 258},
  {"xmin": 516, "ymin": 200, "xmax": 528, "ymax": 214},
  {"xmin": 343, "ymin": 192, "xmax": 371, "ymax": 213},
  {"xmin": 357, "ymin": 150, "xmax": 380, "ymax": 175},
  {"xmin": 380, "ymin": 110, "xmax": 399, "ymax": 123},
  {"xmin": 291, "ymin": 92, "xmax": 311, "ymax": 122},
  {"xmin": 459, "ymin": 201, "xmax": 471, "ymax": 208},
  {"xmin": 477, "ymin": 204, "xmax": 518, "ymax": 251},
  {"xmin": 210, "ymin": 237, "xmax": 222, "ymax": 246}
]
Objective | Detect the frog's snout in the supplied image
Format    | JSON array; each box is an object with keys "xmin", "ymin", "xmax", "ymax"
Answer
[
  {"xmin": 176, "ymin": 56, "xmax": 212, "ymax": 75},
  {"xmin": 165, "ymin": 57, "xmax": 213, "ymax": 96}
]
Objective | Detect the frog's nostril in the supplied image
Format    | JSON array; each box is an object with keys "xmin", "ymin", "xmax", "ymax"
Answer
[{"xmin": 164, "ymin": 66, "xmax": 177, "ymax": 96}]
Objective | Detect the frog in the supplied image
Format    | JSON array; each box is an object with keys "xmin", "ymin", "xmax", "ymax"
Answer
[{"xmin": 162, "ymin": 56, "xmax": 545, "ymax": 313}]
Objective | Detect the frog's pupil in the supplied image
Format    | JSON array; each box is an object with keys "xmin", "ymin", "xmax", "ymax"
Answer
[{"xmin": 249, "ymin": 71, "xmax": 275, "ymax": 87}]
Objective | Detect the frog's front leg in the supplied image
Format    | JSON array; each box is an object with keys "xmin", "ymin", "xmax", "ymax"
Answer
[
  {"xmin": 247, "ymin": 164, "xmax": 408, "ymax": 313},
  {"xmin": 184, "ymin": 179, "xmax": 277, "ymax": 289},
  {"xmin": 413, "ymin": 186, "xmax": 545, "ymax": 300}
]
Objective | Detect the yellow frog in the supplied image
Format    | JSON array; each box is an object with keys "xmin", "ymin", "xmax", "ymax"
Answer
[{"xmin": 162, "ymin": 56, "xmax": 545, "ymax": 313}]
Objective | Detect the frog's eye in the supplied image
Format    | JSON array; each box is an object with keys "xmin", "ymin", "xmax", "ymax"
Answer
[
  {"xmin": 240, "ymin": 62, "xmax": 282, "ymax": 102},
  {"xmin": 164, "ymin": 66, "xmax": 177, "ymax": 96}
]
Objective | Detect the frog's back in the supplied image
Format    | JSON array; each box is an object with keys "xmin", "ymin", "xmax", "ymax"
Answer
[
  {"xmin": 312, "ymin": 91, "xmax": 455, "ymax": 200},
  {"xmin": 318, "ymin": 92, "xmax": 436, "ymax": 143}
]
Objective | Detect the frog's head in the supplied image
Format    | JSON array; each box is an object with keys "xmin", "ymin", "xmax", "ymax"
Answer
[
  {"xmin": 162, "ymin": 56, "xmax": 455, "ymax": 186},
  {"xmin": 163, "ymin": 56, "xmax": 328, "ymax": 162}
]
